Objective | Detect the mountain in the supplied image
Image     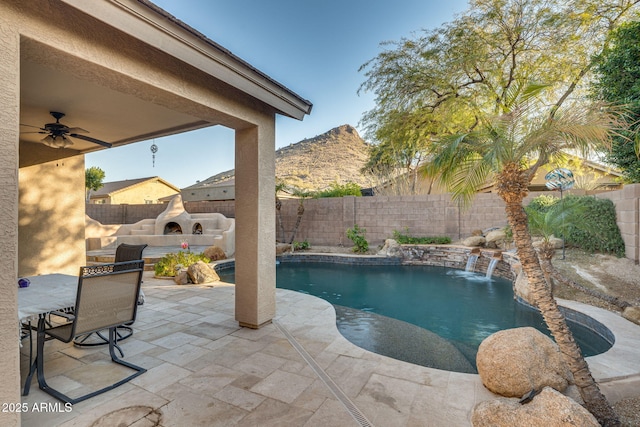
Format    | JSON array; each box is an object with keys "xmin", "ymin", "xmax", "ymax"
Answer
[{"xmin": 187, "ymin": 124, "xmax": 372, "ymax": 191}]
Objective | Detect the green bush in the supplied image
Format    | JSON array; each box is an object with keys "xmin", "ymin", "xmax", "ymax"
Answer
[
  {"xmin": 392, "ymin": 229, "xmax": 451, "ymax": 244},
  {"xmin": 154, "ymin": 251, "xmax": 211, "ymax": 277},
  {"xmin": 346, "ymin": 225, "xmax": 369, "ymax": 253},
  {"xmin": 314, "ymin": 182, "xmax": 362, "ymax": 198},
  {"xmin": 526, "ymin": 195, "xmax": 625, "ymax": 257},
  {"xmin": 292, "ymin": 240, "xmax": 310, "ymax": 250},
  {"xmin": 527, "ymin": 194, "xmax": 559, "ymax": 212},
  {"xmin": 565, "ymin": 196, "xmax": 625, "ymax": 256}
]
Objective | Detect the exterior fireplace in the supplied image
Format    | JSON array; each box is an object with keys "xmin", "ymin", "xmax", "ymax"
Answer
[{"xmin": 164, "ymin": 222, "xmax": 182, "ymax": 234}]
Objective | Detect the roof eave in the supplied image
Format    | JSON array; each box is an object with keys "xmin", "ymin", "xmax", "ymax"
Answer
[{"xmin": 60, "ymin": 0, "xmax": 312, "ymax": 120}]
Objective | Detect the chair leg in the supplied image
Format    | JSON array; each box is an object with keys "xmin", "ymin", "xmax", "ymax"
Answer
[
  {"xmin": 36, "ymin": 327, "xmax": 146, "ymax": 404},
  {"xmin": 74, "ymin": 326, "xmax": 132, "ymax": 358}
]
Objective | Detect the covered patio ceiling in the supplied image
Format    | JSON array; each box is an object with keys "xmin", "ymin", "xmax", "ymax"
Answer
[
  {"xmin": 19, "ymin": 42, "xmax": 215, "ymax": 167},
  {"xmin": 18, "ymin": 0, "xmax": 312, "ymax": 168}
]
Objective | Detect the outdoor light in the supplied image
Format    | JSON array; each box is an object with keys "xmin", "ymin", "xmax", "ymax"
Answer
[
  {"xmin": 41, "ymin": 134, "xmax": 73, "ymax": 148},
  {"xmin": 545, "ymin": 168, "xmax": 575, "ymax": 260}
]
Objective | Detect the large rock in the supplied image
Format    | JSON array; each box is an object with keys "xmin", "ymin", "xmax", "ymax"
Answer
[
  {"xmin": 485, "ymin": 229, "xmax": 506, "ymax": 249},
  {"xmin": 476, "ymin": 327, "xmax": 572, "ymax": 397},
  {"xmin": 203, "ymin": 245, "xmax": 227, "ymax": 261},
  {"xmin": 173, "ymin": 269, "xmax": 189, "ymax": 285},
  {"xmin": 622, "ymin": 306, "xmax": 640, "ymax": 325},
  {"xmin": 276, "ymin": 243, "xmax": 291, "ymax": 255},
  {"xmin": 187, "ymin": 261, "xmax": 220, "ymax": 284},
  {"xmin": 377, "ymin": 239, "xmax": 402, "ymax": 257},
  {"xmin": 463, "ymin": 236, "xmax": 486, "ymax": 247},
  {"xmin": 471, "ymin": 387, "xmax": 599, "ymax": 427}
]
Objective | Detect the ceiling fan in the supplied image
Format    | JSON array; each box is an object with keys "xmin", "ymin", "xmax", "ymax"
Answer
[{"xmin": 21, "ymin": 111, "xmax": 112, "ymax": 149}]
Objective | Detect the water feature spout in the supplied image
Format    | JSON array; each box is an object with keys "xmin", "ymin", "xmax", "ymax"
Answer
[
  {"xmin": 486, "ymin": 258, "xmax": 499, "ymax": 278},
  {"xmin": 465, "ymin": 254, "xmax": 479, "ymax": 272}
]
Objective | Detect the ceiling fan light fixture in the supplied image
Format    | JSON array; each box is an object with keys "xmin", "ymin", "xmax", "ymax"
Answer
[
  {"xmin": 41, "ymin": 134, "xmax": 73, "ymax": 148},
  {"xmin": 41, "ymin": 135, "xmax": 57, "ymax": 148},
  {"xmin": 59, "ymin": 135, "xmax": 74, "ymax": 148}
]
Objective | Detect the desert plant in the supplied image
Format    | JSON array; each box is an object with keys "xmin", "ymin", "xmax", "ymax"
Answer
[
  {"xmin": 314, "ymin": 181, "xmax": 362, "ymax": 198},
  {"xmin": 527, "ymin": 195, "xmax": 625, "ymax": 257},
  {"xmin": 347, "ymin": 225, "xmax": 369, "ymax": 253},
  {"xmin": 392, "ymin": 228, "xmax": 451, "ymax": 244},
  {"xmin": 154, "ymin": 251, "xmax": 211, "ymax": 277},
  {"xmin": 292, "ymin": 240, "xmax": 310, "ymax": 250}
]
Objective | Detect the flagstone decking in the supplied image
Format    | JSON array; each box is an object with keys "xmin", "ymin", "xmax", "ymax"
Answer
[{"xmin": 20, "ymin": 271, "xmax": 640, "ymax": 426}]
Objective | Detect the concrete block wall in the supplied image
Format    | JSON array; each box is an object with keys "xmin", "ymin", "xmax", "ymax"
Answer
[
  {"xmin": 597, "ymin": 184, "xmax": 640, "ymax": 263},
  {"xmin": 87, "ymin": 185, "xmax": 640, "ymax": 263}
]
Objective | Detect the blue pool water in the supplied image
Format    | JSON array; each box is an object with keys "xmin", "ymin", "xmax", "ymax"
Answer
[{"xmin": 218, "ymin": 262, "xmax": 612, "ymax": 372}]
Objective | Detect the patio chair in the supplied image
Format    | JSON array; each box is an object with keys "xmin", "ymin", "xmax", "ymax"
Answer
[
  {"xmin": 74, "ymin": 243, "xmax": 147, "ymax": 354},
  {"xmin": 35, "ymin": 261, "xmax": 146, "ymax": 404}
]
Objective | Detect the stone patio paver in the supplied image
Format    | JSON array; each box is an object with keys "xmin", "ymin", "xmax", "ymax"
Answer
[{"xmin": 18, "ymin": 271, "xmax": 640, "ymax": 426}]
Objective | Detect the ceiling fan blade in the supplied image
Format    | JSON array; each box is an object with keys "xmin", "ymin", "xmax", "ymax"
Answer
[
  {"xmin": 20, "ymin": 123, "xmax": 45, "ymax": 130},
  {"xmin": 70, "ymin": 133, "xmax": 112, "ymax": 148},
  {"xmin": 20, "ymin": 131, "xmax": 47, "ymax": 134},
  {"xmin": 67, "ymin": 127, "xmax": 88, "ymax": 134}
]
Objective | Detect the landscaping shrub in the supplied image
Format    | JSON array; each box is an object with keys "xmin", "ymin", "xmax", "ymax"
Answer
[
  {"xmin": 314, "ymin": 181, "xmax": 362, "ymax": 198},
  {"xmin": 154, "ymin": 251, "xmax": 211, "ymax": 277},
  {"xmin": 292, "ymin": 240, "xmax": 310, "ymax": 250},
  {"xmin": 392, "ymin": 229, "xmax": 451, "ymax": 244},
  {"xmin": 526, "ymin": 195, "xmax": 625, "ymax": 257},
  {"xmin": 346, "ymin": 224, "xmax": 369, "ymax": 253}
]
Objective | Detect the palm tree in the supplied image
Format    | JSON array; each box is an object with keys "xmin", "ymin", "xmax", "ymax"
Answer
[{"xmin": 425, "ymin": 84, "xmax": 621, "ymax": 425}]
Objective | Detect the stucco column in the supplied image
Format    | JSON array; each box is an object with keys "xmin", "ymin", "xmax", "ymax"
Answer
[
  {"xmin": 234, "ymin": 121, "xmax": 276, "ymax": 328},
  {"xmin": 0, "ymin": 22, "xmax": 21, "ymax": 427}
]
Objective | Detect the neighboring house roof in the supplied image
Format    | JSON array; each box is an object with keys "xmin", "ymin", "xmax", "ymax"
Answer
[{"xmin": 92, "ymin": 176, "xmax": 180, "ymax": 197}]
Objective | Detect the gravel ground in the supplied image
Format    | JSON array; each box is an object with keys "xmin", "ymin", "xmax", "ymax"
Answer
[
  {"xmin": 303, "ymin": 245, "xmax": 640, "ymax": 426},
  {"xmin": 551, "ymin": 248, "xmax": 640, "ymax": 426}
]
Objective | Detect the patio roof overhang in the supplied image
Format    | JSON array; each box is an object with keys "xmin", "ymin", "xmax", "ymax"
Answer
[{"xmin": 19, "ymin": 0, "xmax": 312, "ymax": 167}]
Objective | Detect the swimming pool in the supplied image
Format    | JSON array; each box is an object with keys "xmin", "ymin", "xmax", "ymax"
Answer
[{"xmin": 218, "ymin": 261, "xmax": 613, "ymax": 373}]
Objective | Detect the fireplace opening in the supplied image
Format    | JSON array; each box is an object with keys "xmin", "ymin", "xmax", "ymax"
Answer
[
  {"xmin": 164, "ymin": 222, "xmax": 182, "ymax": 234},
  {"xmin": 192, "ymin": 223, "xmax": 203, "ymax": 234}
]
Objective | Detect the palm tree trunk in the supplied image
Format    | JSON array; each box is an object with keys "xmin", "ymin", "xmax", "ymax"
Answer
[
  {"xmin": 288, "ymin": 201, "xmax": 305, "ymax": 244},
  {"xmin": 496, "ymin": 163, "xmax": 619, "ymax": 426},
  {"xmin": 276, "ymin": 196, "xmax": 285, "ymax": 243}
]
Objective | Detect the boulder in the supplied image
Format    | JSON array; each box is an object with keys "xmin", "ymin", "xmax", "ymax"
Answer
[
  {"xmin": 203, "ymin": 245, "xmax": 227, "ymax": 261},
  {"xmin": 173, "ymin": 269, "xmax": 189, "ymax": 285},
  {"xmin": 471, "ymin": 387, "xmax": 599, "ymax": 427},
  {"xmin": 187, "ymin": 261, "xmax": 220, "ymax": 284},
  {"xmin": 463, "ymin": 236, "xmax": 486, "ymax": 247},
  {"xmin": 622, "ymin": 306, "xmax": 640, "ymax": 325},
  {"xmin": 512, "ymin": 264, "xmax": 533, "ymax": 304},
  {"xmin": 476, "ymin": 327, "xmax": 572, "ymax": 397},
  {"xmin": 485, "ymin": 229, "xmax": 506, "ymax": 249},
  {"xmin": 471, "ymin": 229, "xmax": 484, "ymax": 236},
  {"xmin": 377, "ymin": 239, "xmax": 402, "ymax": 257},
  {"xmin": 276, "ymin": 243, "xmax": 291, "ymax": 255}
]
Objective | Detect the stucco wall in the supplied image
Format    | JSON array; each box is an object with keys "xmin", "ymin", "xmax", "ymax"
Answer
[
  {"xmin": 19, "ymin": 156, "xmax": 86, "ymax": 276},
  {"xmin": 0, "ymin": 4, "xmax": 21, "ymax": 423}
]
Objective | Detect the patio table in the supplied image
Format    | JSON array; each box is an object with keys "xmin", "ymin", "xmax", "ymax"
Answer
[
  {"xmin": 18, "ymin": 274, "xmax": 77, "ymax": 323},
  {"xmin": 18, "ymin": 273, "xmax": 77, "ymax": 396}
]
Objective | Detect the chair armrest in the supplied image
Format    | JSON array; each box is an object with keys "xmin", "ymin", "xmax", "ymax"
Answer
[{"xmin": 50, "ymin": 311, "xmax": 75, "ymax": 321}]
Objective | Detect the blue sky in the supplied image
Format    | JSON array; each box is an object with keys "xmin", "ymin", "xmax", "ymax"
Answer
[{"xmin": 86, "ymin": 0, "xmax": 470, "ymax": 188}]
